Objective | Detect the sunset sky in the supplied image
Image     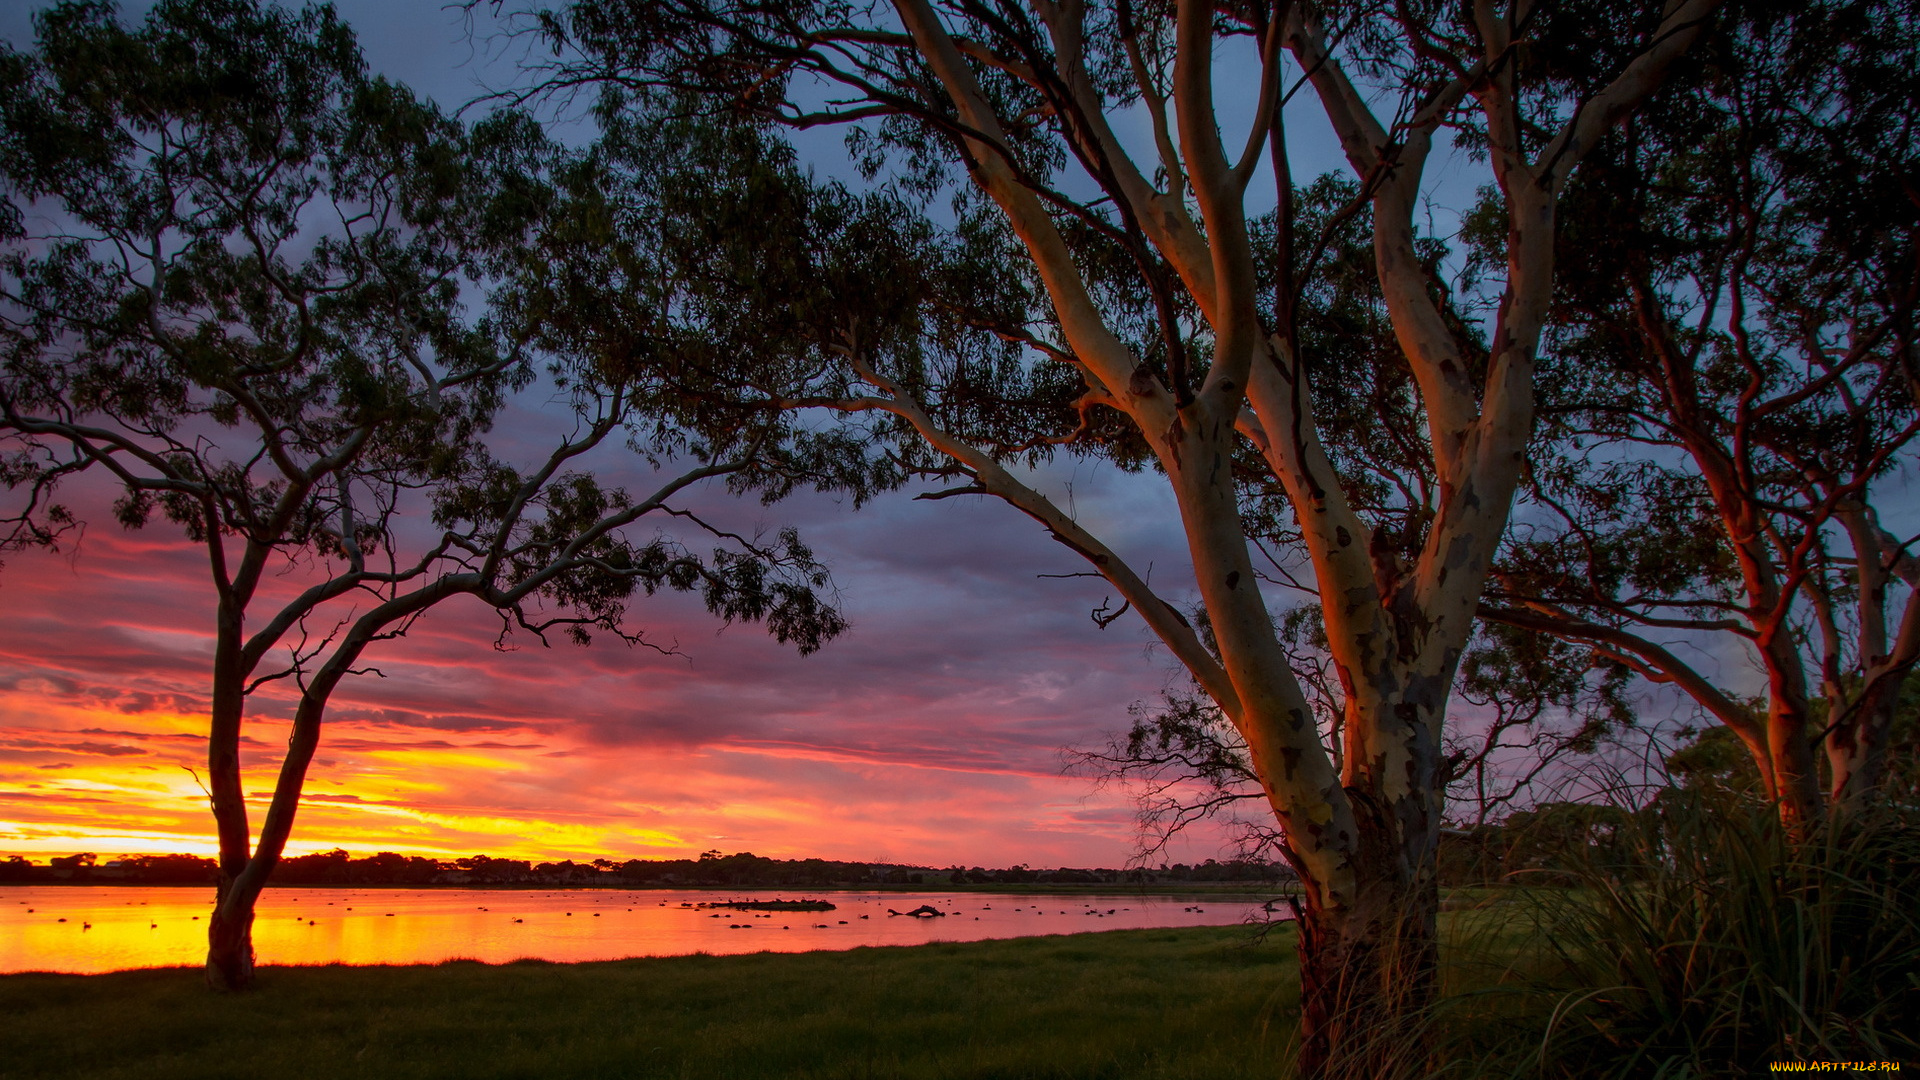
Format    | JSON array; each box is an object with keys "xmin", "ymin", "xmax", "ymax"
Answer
[
  {"xmin": 0, "ymin": 453, "xmax": 1212, "ymax": 866},
  {"xmin": 0, "ymin": 1, "xmax": 1474, "ymax": 870}
]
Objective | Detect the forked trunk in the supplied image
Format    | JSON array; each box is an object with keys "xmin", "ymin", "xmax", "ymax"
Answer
[
  {"xmin": 205, "ymin": 876, "xmax": 257, "ymax": 991},
  {"xmin": 199, "ymin": 684, "xmax": 330, "ymax": 992},
  {"xmin": 205, "ymin": 603, "xmax": 257, "ymax": 991}
]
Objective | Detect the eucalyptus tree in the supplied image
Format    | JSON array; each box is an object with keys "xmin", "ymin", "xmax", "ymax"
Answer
[
  {"xmin": 0, "ymin": 1, "xmax": 844, "ymax": 990},
  {"xmin": 518, "ymin": 0, "xmax": 1715, "ymax": 1070},
  {"xmin": 1072, "ymin": 173, "xmax": 1640, "ymax": 855},
  {"xmin": 1078, "ymin": 0, "xmax": 1919, "ymax": 845},
  {"xmin": 1478, "ymin": 0, "xmax": 1920, "ymax": 832}
]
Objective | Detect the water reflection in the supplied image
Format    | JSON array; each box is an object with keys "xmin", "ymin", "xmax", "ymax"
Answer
[{"xmin": 0, "ymin": 886, "xmax": 1283, "ymax": 974}]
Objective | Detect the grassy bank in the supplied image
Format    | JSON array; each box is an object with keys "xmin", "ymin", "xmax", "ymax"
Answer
[
  {"xmin": 0, "ymin": 925, "xmax": 1297, "ymax": 1080},
  {"xmin": 16, "ymin": 845, "xmax": 1902, "ymax": 1080}
]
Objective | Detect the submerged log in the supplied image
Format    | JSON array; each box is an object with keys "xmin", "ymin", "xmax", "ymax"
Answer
[{"xmin": 697, "ymin": 899, "xmax": 836, "ymax": 912}]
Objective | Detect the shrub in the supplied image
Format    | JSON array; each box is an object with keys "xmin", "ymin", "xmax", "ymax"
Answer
[{"xmin": 1512, "ymin": 788, "xmax": 1920, "ymax": 1076}]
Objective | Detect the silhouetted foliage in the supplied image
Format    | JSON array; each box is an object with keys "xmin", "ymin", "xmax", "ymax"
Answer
[{"xmin": 0, "ymin": 0, "xmax": 848, "ymax": 988}]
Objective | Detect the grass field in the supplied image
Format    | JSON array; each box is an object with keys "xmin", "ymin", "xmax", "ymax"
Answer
[{"xmin": 0, "ymin": 925, "xmax": 1300, "ymax": 1080}]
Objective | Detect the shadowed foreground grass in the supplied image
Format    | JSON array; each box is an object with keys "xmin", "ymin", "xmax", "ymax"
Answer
[{"xmin": 0, "ymin": 925, "xmax": 1297, "ymax": 1080}]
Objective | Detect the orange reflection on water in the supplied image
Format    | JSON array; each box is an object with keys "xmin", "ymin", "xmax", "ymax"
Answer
[{"xmin": 0, "ymin": 886, "xmax": 1277, "ymax": 974}]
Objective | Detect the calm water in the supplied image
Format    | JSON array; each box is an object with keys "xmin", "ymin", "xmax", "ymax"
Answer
[{"xmin": 0, "ymin": 886, "xmax": 1282, "ymax": 974}]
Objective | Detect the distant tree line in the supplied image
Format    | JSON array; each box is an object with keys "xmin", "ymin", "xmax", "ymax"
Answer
[
  {"xmin": 0, "ymin": 848, "xmax": 1292, "ymax": 888},
  {"xmin": 946, "ymin": 860, "xmax": 1290, "ymax": 885},
  {"xmin": 1, "ymin": 853, "xmax": 217, "ymax": 884}
]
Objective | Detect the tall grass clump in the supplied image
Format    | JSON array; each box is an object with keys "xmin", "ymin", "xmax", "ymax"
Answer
[{"xmin": 1514, "ymin": 787, "xmax": 1920, "ymax": 1077}]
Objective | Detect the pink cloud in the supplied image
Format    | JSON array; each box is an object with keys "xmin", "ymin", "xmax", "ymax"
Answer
[{"xmin": 0, "ymin": 448, "xmax": 1216, "ymax": 866}]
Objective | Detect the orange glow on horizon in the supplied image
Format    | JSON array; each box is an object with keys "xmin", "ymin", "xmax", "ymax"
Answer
[
  {"xmin": 0, "ymin": 514, "xmax": 1208, "ymax": 871},
  {"xmin": 2, "ymin": 689, "xmax": 1158, "ymax": 866}
]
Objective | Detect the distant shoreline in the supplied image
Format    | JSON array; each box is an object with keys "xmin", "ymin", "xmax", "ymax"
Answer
[{"xmin": 0, "ymin": 880, "xmax": 1299, "ymax": 896}]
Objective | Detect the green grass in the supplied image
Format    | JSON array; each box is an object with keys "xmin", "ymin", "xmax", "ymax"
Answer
[
  {"xmin": 0, "ymin": 925, "xmax": 1298, "ymax": 1080},
  {"xmin": 21, "ymin": 828, "xmax": 1903, "ymax": 1080}
]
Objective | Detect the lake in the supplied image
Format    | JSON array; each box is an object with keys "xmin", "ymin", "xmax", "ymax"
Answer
[{"xmin": 0, "ymin": 886, "xmax": 1286, "ymax": 974}]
